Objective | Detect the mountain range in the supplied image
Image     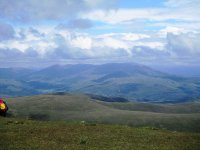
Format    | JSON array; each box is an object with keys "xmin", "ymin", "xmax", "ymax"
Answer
[{"xmin": 0, "ymin": 63, "xmax": 200, "ymax": 103}]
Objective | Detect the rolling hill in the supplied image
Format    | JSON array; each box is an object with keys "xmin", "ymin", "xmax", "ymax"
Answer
[
  {"xmin": 5, "ymin": 93, "xmax": 200, "ymax": 132},
  {"xmin": 1, "ymin": 63, "xmax": 200, "ymax": 103}
]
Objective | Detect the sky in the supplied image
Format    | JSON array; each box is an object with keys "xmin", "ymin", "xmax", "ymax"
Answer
[{"xmin": 0, "ymin": 0, "xmax": 200, "ymax": 68}]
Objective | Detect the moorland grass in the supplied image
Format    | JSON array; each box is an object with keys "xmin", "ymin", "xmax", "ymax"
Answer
[
  {"xmin": 0, "ymin": 117, "xmax": 200, "ymax": 150},
  {"xmin": 5, "ymin": 94, "xmax": 200, "ymax": 132}
]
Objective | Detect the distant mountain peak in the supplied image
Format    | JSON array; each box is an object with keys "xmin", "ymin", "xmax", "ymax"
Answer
[{"xmin": 0, "ymin": 62, "xmax": 200, "ymax": 103}]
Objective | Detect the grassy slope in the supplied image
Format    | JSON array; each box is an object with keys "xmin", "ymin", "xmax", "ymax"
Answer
[
  {"xmin": 5, "ymin": 94, "xmax": 200, "ymax": 132},
  {"xmin": 98, "ymin": 101, "xmax": 200, "ymax": 114},
  {"xmin": 0, "ymin": 117, "xmax": 200, "ymax": 150}
]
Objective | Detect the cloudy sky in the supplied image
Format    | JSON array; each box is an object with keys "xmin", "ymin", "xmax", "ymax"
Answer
[{"xmin": 0, "ymin": 0, "xmax": 200, "ymax": 68}]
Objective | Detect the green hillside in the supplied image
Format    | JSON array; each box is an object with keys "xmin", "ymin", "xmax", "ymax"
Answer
[
  {"xmin": 0, "ymin": 117, "xmax": 200, "ymax": 150},
  {"xmin": 5, "ymin": 94, "xmax": 200, "ymax": 132}
]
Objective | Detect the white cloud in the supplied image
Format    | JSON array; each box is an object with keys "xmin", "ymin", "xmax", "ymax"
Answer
[
  {"xmin": 81, "ymin": 9, "xmax": 161, "ymax": 24},
  {"xmin": 96, "ymin": 33, "xmax": 150, "ymax": 41},
  {"xmin": 133, "ymin": 41, "xmax": 165, "ymax": 50},
  {"xmin": 98, "ymin": 37, "xmax": 129, "ymax": 49},
  {"xmin": 158, "ymin": 26, "xmax": 186, "ymax": 37},
  {"xmin": 81, "ymin": 0, "xmax": 200, "ymax": 25},
  {"xmin": 167, "ymin": 32, "xmax": 200, "ymax": 57},
  {"xmin": 0, "ymin": 23, "xmax": 199, "ymax": 66},
  {"xmin": 93, "ymin": 32, "xmax": 163, "ymax": 53},
  {"xmin": 0, "ymin": 26, "xmax": 168, "ymax": 61},
  {"xmin": 0, "ymin": 27, "xmax": 57, "ymax": 54},
  {"xmin": 0, "ymin": 41, "xmax": 29, "ymax": 52},
  {"xmin": 164, "ymin": 0, "xmax": 200, "ymax": 8},
  {"xmin": 121, "ymin": 33, "xmax": 150, "ymax": 41},
  {"xmin": 0, "ymin": 0, "xmax": 117, "ymax": 22},
  {"xmin": 71, "ymin": 36, "xmax": 92, "ymax": 49},
  {"xmin": 0, "ymin": 0, "xmax": 81, "ymax": 21},
  {"xmin": 0, "ymin": 0, "xmax": 199, "ymax": 67}
]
